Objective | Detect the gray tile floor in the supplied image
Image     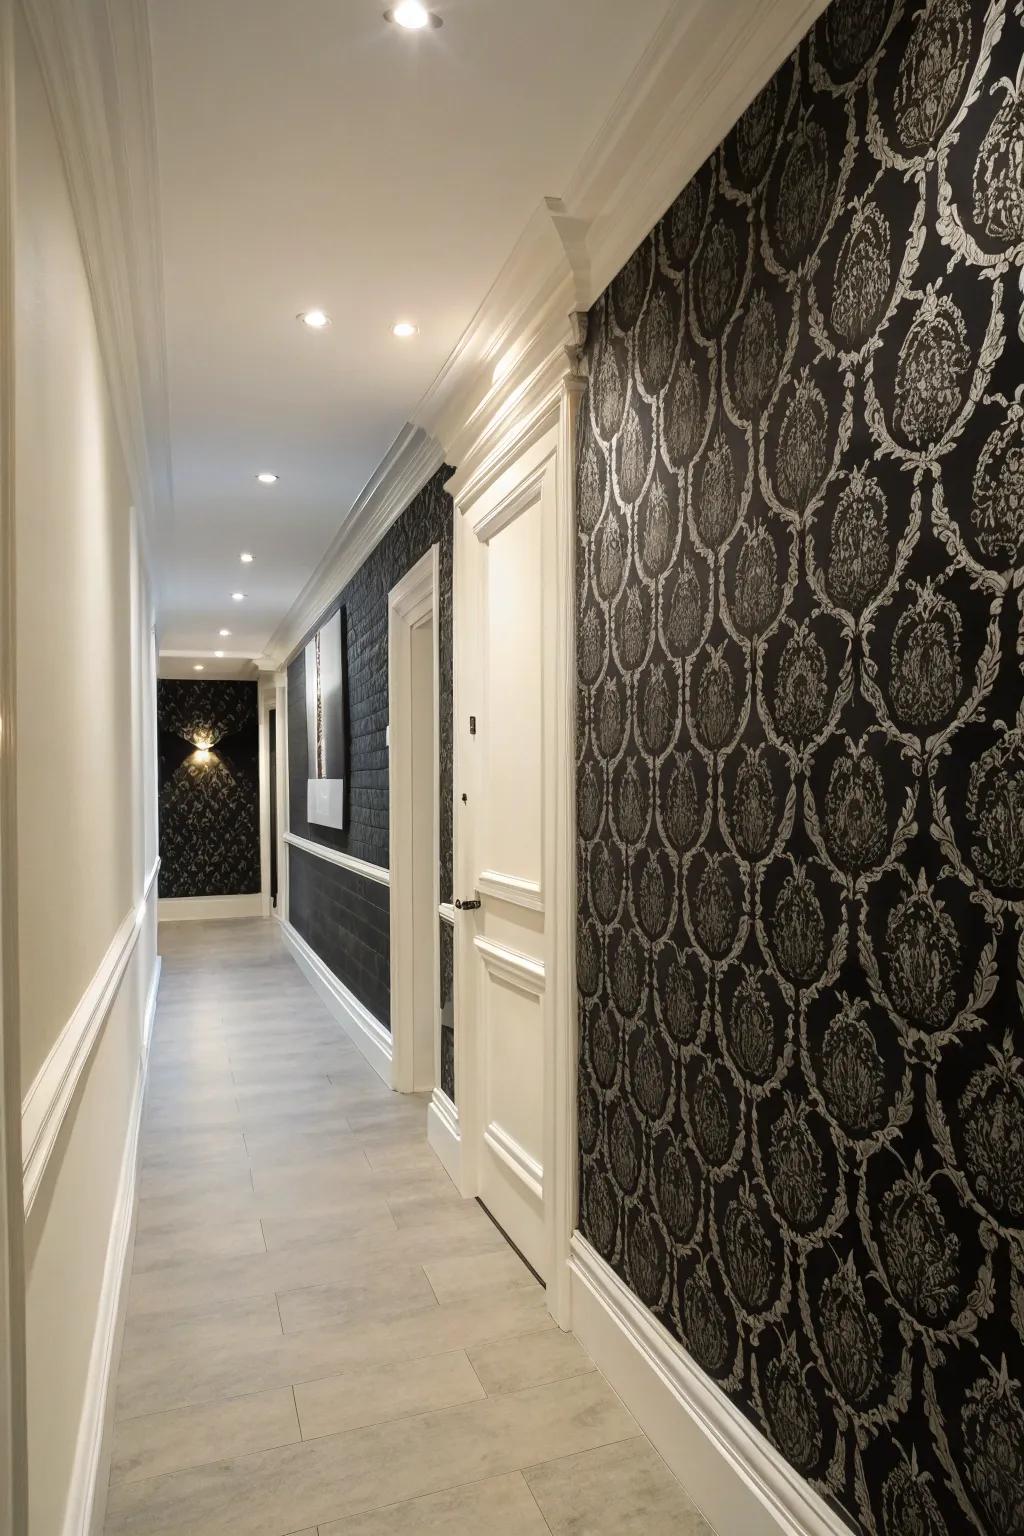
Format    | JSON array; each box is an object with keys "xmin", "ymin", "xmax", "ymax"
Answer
[{"xmin": 104, "ymin": 919, "xmax": 712, "ymax": 1535}]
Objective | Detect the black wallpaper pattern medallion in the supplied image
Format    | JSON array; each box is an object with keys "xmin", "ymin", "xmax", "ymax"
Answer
[
  {"xmin": 287, "ymin": 466, "xmax": 454, "ymax": 1035},
  {"xmin": 575, "ymin": 2, "xmax": 1024, "ymax": 1530},
  {"xmin": 158, "ymin": 680, "xmax": 261, "ymax": 898}
]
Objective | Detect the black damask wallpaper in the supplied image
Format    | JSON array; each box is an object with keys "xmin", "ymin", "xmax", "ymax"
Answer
[
  {"xmin": 287, "ymin": 465, "xmax": 454, "ymax": 1033},
  {"xmin": 575, "ymin": 2, "xmax": 1024, "ymax": 1531},
  {"xmin": 158, "ymin": 680, "xmax": 260, "ymax": 898}
]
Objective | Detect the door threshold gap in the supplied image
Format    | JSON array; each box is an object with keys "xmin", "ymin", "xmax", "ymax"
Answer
[{"xmin": 475, "ymin": 1199, "xmax": 546, "ymax": 1288}]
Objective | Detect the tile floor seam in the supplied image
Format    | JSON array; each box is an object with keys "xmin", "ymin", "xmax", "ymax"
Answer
[
  {"xmin": 110, "ymin": 924, "xmax": 696, "ymax": 1535},
  {"xmin": 522, "ymin": 1472, "xmax": 556, "ymax": 1535},
  {"xmin": 108, "ymin": 1376, "xmax": 630, "ymax": 1497}
]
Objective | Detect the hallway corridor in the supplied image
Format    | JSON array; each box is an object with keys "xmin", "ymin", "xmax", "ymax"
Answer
[{"xmin": 103, "ymin": 922, "xmax": 709, "ymax": 1536}]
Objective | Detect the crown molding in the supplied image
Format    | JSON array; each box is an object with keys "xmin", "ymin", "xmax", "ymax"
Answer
[
  {"xmin": 564, "ymin": 0, "xmax": 830, "ymax": 304},
  {"xmin": 263, "ymin": 0, "xmax": 830, "ymax": 639},
  {"xmin": 414, "ymin": 0, "xmax": 828, "ymax": 479},
  {"xmin": 19, "ymin": 0, "xmax": 172, "ymax": 598},
  {"xmin": 259, "ymin": 423, "xmax": 445, "ymax": 670}
]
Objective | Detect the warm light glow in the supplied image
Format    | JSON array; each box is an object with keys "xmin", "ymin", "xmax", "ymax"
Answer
[
  {"xmin": 219, "ymin": 628, "xmax": 231, "ymax": 637},
  {"xmin": 193, "ymin": 735, "xmax": 213, "ymax": 750},
  {"xmin": 257, "ymin": 472, "xmax": 278, "ymax": 484},
  {"xmin": 240, "ymin": 551, "xmax": 254, "ymax": 564},
  {"xmin": 392, "ymin": 321, "xmax": 419, "ymax": 338},
  {"xmin": 214, "ymin": 650, "xmax": 225, "ymax": 658},
  {"xmin": 194, "ymin": 748, "xmax": 211, "ymax": 763},
  {"xmin": 299, "ymin": 309, "xmax": 330, "ymax": 330},
  {"xmin": 232, "ymin": 592, "xmax": 246, "ymax": 602},
  {"xmin": 390, "ymin": 1, "xmax": 432, "ymax": 28},
  {"xmin": 193, "ymin": 663, "xmax": 204, "ymax": 671}
]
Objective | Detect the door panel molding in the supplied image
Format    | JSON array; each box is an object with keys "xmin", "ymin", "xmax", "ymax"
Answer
[
  {"xmin": 484, "ymin": 1120, "xmax": 543, "ymax": 1202},
  {"xmin": 473, "ymin": 459, "xmax": 548, "ymax": 544},
  {"xmin": 476, "ymin": 869, "xmax": 543, "ymax": 912},
  {"xmin": 473, "ymin": 934, "xmax": 545, "ymax": 996}
]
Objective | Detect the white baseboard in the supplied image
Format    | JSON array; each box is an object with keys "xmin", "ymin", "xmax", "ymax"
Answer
[
  {"xmin": 280, "ymin": 918, "xmax": 393, "ymax": 1087},
  {"xmin": 64, "ymin": 950, "xmax": 160, "ymax": 1536},
  {"xmin": 158, "ymin": 893, "xmax": 263, "ymax": 922},
  {"xmin": 569, "ymin": 1235, "xmax": 848, "ymax": 1536},
  {"xmin": 427, "ymin": 1088, "xmax": 461, "ymax": 1185}
]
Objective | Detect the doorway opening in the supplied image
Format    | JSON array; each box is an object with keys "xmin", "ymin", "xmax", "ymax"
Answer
[{"xmin": 388, "ymin": 547, "xmax": 440, "ymax": 1096}]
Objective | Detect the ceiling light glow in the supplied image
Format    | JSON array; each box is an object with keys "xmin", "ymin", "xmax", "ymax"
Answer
[
  {"xmin": 392, "ymin": 321, "xmax": 418, "ymax": 338},
  {"xmin": 214, "ymin": 650, "xmax": 225, "ymax": 658},
  {"xmin": 193, "ymin": 663, "xmax": 204, "ymax": 672},
  {"xmin": 299, "ymin": 309, "xmax": 330, "ymax": 330},
  {"xmin": 387, "ymin": 1, "xmax": 440, "ymax": 28},
  {"xmin": 240, "ymin": 551, "xmax": 254, "ymax": 564},
  {"xmin": 219, "ymin": 629, "xmax": 231, "ymax": 637},
  {"xmin": 257, "ymin": 472, "xmax": 278, "ymax": 484},
  {"xmin": 231, "ymin": 592, "xmax": 246, "ymax": 602}
]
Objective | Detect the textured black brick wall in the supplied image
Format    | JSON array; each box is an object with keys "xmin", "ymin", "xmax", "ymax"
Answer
[
  {"xmin": 289, "ymin": 845, "xmax": 390, "ymax": 1026},
  {"xmin": 287, "ymin": 466, "xmax": 454, "ymax": 1031}
]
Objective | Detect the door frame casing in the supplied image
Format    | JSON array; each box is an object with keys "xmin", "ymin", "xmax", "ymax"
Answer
[
  {"xmin": 388, "ymin": 545, "xmax": 441, "ymax": 1096},
  {"xmin": 449, "ymin": 364, "xmax": 580, "ymax": 1324}
]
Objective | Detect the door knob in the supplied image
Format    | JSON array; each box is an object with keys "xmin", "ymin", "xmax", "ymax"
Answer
[{"xmin": 455, "ymin": 898, "xmax": 481, "ymax": 910}]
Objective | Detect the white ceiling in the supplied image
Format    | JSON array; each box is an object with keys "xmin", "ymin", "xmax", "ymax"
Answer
[{"xmin": 149, "ymin": 0, "xmax": 671, "ymax": 666}]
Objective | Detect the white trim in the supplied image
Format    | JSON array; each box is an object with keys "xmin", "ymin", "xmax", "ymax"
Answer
[
  {"xmin": 544, "ymin": 373, "xmax": 584, "ymax": 1328},
  {"xmin": 261, "ymin": 426, "xmax": 445, "ymax": 669},
  {"xmin": 19, "ymin": 0, "xmax": 172, "ymax": 598},
  {"xmin": 427, "ymin": 1089, "xmax": 461, "ymax": 1186},
  {"xmin": 157, "ymin": 893, "xmax": 263, "ymax": 923},
  {"xmin": 569, "ymin": 1235, "xmax": 848, "ymax": 1536},
  {"xmin": 22, "ymin": 858, "xmax": 160, "ymax": 1215},
  {"xmin": 476, "ymin": 869, "xmax": 543, "ymax": 913},
  {"xmin": 62, "ymin": 963, "xmax": 155, "ymax": 1536},
  {"xmin": 280, "ymin": 918, "xmax": 393, "ymax": 1087},
  {"xmin": 0, "ymin": 0, "xmax": 23, "ymax": 1516},
  {"xmin": 284, "ymin": 830, "xmax": 390, "ymax": 888},
  {"xmin": 473, "ymin": 934, "xmax": 546, "ymax": 996},
  {"xmin": 472, "ymin": 459, "xmax": 547, "ymax": 543},
  {"xmin": 438, "ymin": 901, "xmax": 455, "ymax": 925},
  {"xmin": 388, "ymin": 547, "xmax": 441, "ymax": 1097},
  {"xmin": 141, "ymin": 955, "xmax": 161, "ymax": 1065},
  {"xmin": 483, "ymin": 1120, "xmax": 543, "ymax": 1203}
]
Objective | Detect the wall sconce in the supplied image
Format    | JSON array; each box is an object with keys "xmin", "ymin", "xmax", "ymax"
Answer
[{"xmin": 192, "ymin": 734, "xmax": 214, "ymax": 763}]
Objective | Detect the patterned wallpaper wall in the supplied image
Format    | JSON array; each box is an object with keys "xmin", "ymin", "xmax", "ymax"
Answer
[
  {"xmin": 575, "ymin": 1, "xmax": 1024, "ymax": 1530},
  {"xmin": 157, "ymin": 680, "xmax": 260, "ymax": 898},
  {"xmin": 287, "ymin": 466, "xmax": 454, "ymax": 1035}
]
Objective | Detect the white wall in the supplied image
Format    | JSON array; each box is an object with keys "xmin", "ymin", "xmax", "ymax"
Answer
[{"xmin": 13, "ymin": 6, "xmax": 159, "ymax": 1531}]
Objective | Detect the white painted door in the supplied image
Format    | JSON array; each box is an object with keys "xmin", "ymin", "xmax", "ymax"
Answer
[{"xmin": 454, "ymin": 427, "xmax": 559, "ymax": 1277}]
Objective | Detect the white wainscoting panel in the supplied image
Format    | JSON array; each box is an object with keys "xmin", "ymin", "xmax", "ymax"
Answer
[
  {"xmin": 22, "ymin": 859, "xmax": 160, "ymax": 1215},
  {"xmin": 280, "ymin": 917, "xmax": 393, "ymax": 1086},
  {"xmin": 569, "ymin": 1235, "xmax": 849, "ymax": 1536}
]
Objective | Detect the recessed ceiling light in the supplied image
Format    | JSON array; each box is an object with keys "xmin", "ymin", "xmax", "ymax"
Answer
[
  {"xmin": 298, "ymin": 309, "xmax": 330, "ymax": 330},
  {"xmin": 219, "ymin": 628, "xmax": 231, "ymax": 637},
  {"xmin": 257, "ymin": 472, "xmax": 278, "ymax": 484},
  {"xmin": 214, "ymin": 650, "xmax": 225, "ymax": 658},
  {"xmin": 232, "ymin": 592, "xmax": 246, "ymax": 602},
  {"xmin": 392, "ymin": 321, "xmax": 419, "ymax": 338},
  {"xmin": 240, "ymin": 551, "xmax": 254, "ymax": 564},
  {"xmin": 193, "ymin": 663, "xmax": 204, "ymax": 672},
  {"xmin": 385, "ymin": 2, "xmax": 441, "ymax": 29}
]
